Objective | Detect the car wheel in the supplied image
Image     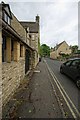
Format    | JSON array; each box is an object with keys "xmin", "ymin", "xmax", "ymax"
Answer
[
  {"xmin": 76, "ymin": 79, "xmax": 80, "ymax": 89},
  {"xmin": 60, "ymin": 67, "xmax": 64, "ymax": 74}
]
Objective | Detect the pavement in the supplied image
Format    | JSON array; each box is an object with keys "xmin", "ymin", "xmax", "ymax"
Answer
[{"xmin": 2, "ymin": 58, "xmax": 75, "ymax": 119}]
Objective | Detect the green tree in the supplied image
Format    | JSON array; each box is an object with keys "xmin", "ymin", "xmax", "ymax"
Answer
[
  {"xmin": 77, "ymin": 50, "xmax": 80, "ymax": 54},
  {"xmin": 40, "ymin": 44, "xmax": 50, "ymax": 57},
  {"xmin": 71, "ymin": 45, "xmax": 78, "ymax": 54}
]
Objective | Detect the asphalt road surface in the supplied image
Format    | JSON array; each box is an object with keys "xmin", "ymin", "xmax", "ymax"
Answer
[{"xmin": 45, "ymin": 58, "xmax": 80, "ymax": 118}]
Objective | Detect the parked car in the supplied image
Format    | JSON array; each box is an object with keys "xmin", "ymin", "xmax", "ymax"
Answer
[{"xmin": 60, "ymin": 58, "xmax": 80, "ymax": 88}]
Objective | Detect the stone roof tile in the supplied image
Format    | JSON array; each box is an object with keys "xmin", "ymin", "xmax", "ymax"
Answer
[{"xmin": 20, "ymin": 21, "xmax": 39, "ymax": 33}]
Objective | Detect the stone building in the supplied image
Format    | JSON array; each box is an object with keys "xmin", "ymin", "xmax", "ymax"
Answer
[
  {"xmin": 0, "ymin": 2, "xmax": 39, "ymax": 106},
  {"xmin": 50, "ymin": 41, "xmax": 71, "ymax": 59},
  {"xmin": 20, "ymin": 15, "xmax": 40, "ymax": 67}
]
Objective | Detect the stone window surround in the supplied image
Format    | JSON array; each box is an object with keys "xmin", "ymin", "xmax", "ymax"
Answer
[
  {"xmin": 11, "ymin": 39, "xmax": 14, "ymax": 61},
  {"xmin": 20, "ymin": 44, "xmax": 25, "ymax": 58},
  {"xmin": 32, "ymin": 34, "xmax": 35, "ymax": 40},
  {"xmin": 2, "ymin": 37, "xmax": 6, "ymax": 62}
]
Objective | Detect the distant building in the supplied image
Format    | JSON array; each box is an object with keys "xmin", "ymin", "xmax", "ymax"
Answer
[
  {"xmin": 50, "ymin": 41, "xmax": 71, "ymax": 59},
  {"xmin": 20, "ymin": 15, "xmax": 40, "ymax": 67}
]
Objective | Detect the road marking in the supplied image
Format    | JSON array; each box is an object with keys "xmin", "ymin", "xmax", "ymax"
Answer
[
  {"xmin": 51, "ymin": 68, "xmax": 80, "ymax": 118},
  {"xmin": 48, "ymin": 74, "xmax": 67, "ymax": 118},
  {"xmin": 44, "ymin": 59, "xmax": 80, "ymax": 119},
  {"xmin": 47, "ymin": 64, "xmax": 76, "ymax": 118}
]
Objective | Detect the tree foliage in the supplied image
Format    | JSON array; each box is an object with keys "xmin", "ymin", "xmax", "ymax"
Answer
[
  {"xmin": 71, "ymin": 45, "xmax": 78, "ymax": 54},
  {"xmin": 40, "ymin": 44, "xmax": 50, "ymax": 57}
]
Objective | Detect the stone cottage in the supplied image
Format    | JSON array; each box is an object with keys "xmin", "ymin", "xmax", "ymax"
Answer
[
  {"xmin": 50, "ymin": 41, "xmax": 71, "ymax": 59},
  {"xmin": 0, "ymin": 2, "xmax": 40, "ymax": 107},
  {"xmin": 20, "ymin": 15, "xmax": 40, "ymax": 67}
]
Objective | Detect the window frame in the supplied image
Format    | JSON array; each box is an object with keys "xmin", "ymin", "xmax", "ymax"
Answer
[
  {"xmin": 11, "ymin": 39, "xmax": 14, "ymax": 61},
  {"xmin": 71, "ymin": 60, "xmax": 80, "ymax": 67},
  {"xmin": 3, "ymin": 11, "xmax": 11, "ymax": 25},
  {"xmin": 2, "ymin": 37, "xmax": 6, "ymax": 62},
  {"xmin": 64, "ymin": 60, "xmax": 72, "ymax": 66},
  {"xmin": 20, "ymin": 44, "xmax": 23, "ymax": 57}
]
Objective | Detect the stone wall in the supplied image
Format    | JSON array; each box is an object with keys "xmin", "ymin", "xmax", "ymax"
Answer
[
  {"xmin": 50, "ymin": 51, "xmax": 57, "ymax": 59},
  {"xmin": 0, "ymin": 31, "xmax": 2, "ymax": 64},
  {"xmin": 0, "ymin": 31, "xmax": 2, "ymax": 119},
  {"xmin": 29, "ymin": 33, "xmax": 38, "ymax": 52},
  {"xmin": 0, "ymin": 63, "xmax": 2, "ymax": 119},
  {"xmin": 29, "ymin": 33, "xmax": 39, "ymax": 66},
  {"xmin": 2, "ymin": 58, "xmax": 25, "ymax": 105},
  {"xmin": 34, "ymin": 51, "xmax": 38, "ymax": 67},
  {"xmin": 11, "ymin": 13, "xmax": 26, "ymax": 43}
]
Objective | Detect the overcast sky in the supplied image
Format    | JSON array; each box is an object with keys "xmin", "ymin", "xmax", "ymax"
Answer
[{"xmin": 0, "ymin": 0, "xmax": 79, "ymax": 48}]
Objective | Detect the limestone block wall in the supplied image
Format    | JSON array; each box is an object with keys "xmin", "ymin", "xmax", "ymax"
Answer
[
  {"xmin": 0, "ymin": 31, "xmax": 2, "ymax": 118},
  {"xmin": 34, "ymin": 51, "xmax": 38, "ymax": 67},
  {"xmin": 11, "ymin": 13, "xmax": 26, "ymax": 43},
  {"xmin": 50, "ymin": 51, "xmax": 57, "ymax": 59},
  {"xmin": 30, "ymin": 51, "xmax": 35, "ymax": 69},
  {"xmin": 35, "ymin": 33, "xmax": 39, "ymax": 52},
  {"xmin": 30, "ymin": 33, "xmax": 36, "ymax": 49},
  {"xmin": 29, "ymin": 33, "xmax": 39, "ymax": 66},
  {"xmin": 0, "ymin": 31, "xmax": 2, "ymax": 64},
  {"xmin": 2, "ymin": 58, "xmax": 25, "ymax": 105},
  {"xmin": 30, "ymin": 33, "xmax": 38, "ymax": 52}
]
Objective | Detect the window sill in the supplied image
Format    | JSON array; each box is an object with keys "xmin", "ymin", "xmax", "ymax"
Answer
[{"xmin": 19, "ymin": 57, "xmax": 25, "ymax": 60}]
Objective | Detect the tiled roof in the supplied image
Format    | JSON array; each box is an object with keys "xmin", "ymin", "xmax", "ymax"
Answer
[
  {"xmin": 56, "ymin": 41, "xmax": 65, "ymax": 49},
  {"xmin": 52, "ymin": 41, "xmax": 67, "ymax": 51},
  {"xmin": 20, "ymin": 21, "xmax": 39, "ymax": 33}
]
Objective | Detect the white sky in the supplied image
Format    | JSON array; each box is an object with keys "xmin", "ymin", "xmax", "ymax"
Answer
[{"xmin": 0, "ymin": 0, "xmax": 79, "ymax": 48}]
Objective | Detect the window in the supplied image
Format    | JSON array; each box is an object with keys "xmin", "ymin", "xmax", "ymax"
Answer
[
  {"xmin": 29, "ymin": 35, "xmax": 31, "ymax": 39},
  {"xmin": 3, "ymin": 12, "xmax": 11, "ymax": 25},
  {"xmin": 37, "ymin": 53, "xmax": 38, "ymax": 58},
  {"xmin": 11, "ymin": 40, "xmax": 14, "ymax": 61},
  {"xmin": 65, "ymin": 60, "xmax": 72, "ymax": 66},
  {"xmin": 32, "ymin": 35, "xmax": 35, "ymax": 40},
  {"xmin": 4, "ymin": 12, "xmax": 8, "ymax": 22},
  {"xmin": 20, "ymin": 44, "xmax": 23, "ymax": 57},
  {"xmin": 2, "ymin": 11, "xmax": 5, "ymax": 20},
  {"xmin": 2, "ymin": 37, "xmax": 6, "ymax": 62},
  {"xmin": 8, "ymin": 17, "xmax": 10, "ymax": 25},
  {"xmin": 71, "ymin": 60, "xmax": 80, "ymax": 66}
]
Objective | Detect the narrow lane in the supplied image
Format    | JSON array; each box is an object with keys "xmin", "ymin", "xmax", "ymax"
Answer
[
  {"xmin": 7, "ymin": 59, "xmax": 63, "ymax": 118},
  {"xmin": 45, "ymin": 58, "xmax": 80, "ymax": 113}
]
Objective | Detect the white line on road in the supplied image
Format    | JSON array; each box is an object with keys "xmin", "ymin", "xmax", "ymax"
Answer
[
  {"xmin": 48, "ymin": 73, "xmax": 67, "ymax": 118},
  {"xmin": 51, "ymin": 68, "xmax": 80, "ymax": 118},
  {"xmin": 44, "ymin": 59, "xmax": 80, "ymax": 119}
]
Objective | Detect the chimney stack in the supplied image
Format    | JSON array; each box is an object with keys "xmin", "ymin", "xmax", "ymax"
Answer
[{"xmin": 36, "ymin": 15, "xmax": 39, "ymax": 24}]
